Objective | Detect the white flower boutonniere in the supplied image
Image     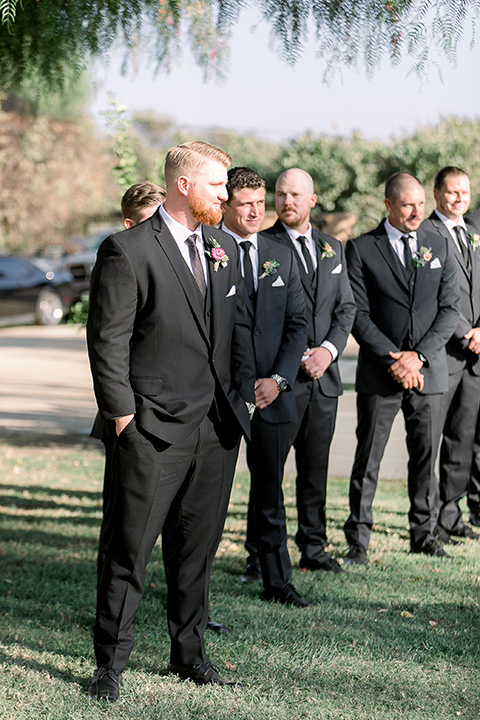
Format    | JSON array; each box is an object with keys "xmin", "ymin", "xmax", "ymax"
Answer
[
  {"xmin": 320, "ymin": 241, "xmax": 336, "ymax": 260},
  {"xmin": 412, "ymin": 246, "xmax": 433, "ymax": 268},
  {"xmin": 205, "ymin": 237, "xmax": 229, "ymax": 271},
  {"xmin": 468, "ymin": 232, "xmax": 480, "ymax": 252},
  {"xmin": 259, "ymin": 259, "xmax": 280, "ymax": 279}
]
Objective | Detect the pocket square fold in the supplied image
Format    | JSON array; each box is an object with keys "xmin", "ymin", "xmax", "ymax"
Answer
[
  {"xmin": 226, "ymin": 285, "xmax": 236, "ymax": 297},
  {"xmin": 271, "ymin": 275, "xmax": 285, "ymax": 287},
  {"xmin": 331, "ymin": 263, "xmax": 342, "ymax": 275},
  {"xmin": 430, "ymin": 258, "xmax": 441, "ymax": 269}
]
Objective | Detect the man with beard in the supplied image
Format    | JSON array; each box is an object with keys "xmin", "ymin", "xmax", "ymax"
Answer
[
  {"xmin": 422, "ymin": 167, "xmax": 480, "ymax": 542},
  {"xmin": 87, "ymin": 141, "xmax": 256, "ymax": 701},
  {"xmin": 344, "ymin": 172, "xmax": 459, "ymax": 564},
  {"xmin": 261, "ymin": 168, "xmax": 355, "ymax": 574}
]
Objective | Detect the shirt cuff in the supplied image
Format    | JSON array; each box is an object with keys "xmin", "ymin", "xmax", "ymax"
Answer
[{"xmin": 320, "ymin": 340, "xmax": 338, "ymax": 361}]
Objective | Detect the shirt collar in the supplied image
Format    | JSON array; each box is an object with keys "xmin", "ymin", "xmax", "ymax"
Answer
[
  {"xmin": 221, "ymin": 222, "xmax": 258, "ymax": 249},
  {"xmin": 434, "ymin": 208, "xmax": 467, "ymax": 232},
  {"xmin": 384, "ymin": 218, "xmax": 417, "ymax": 243},
  {"xmin": 159, "ymin": 203, "xmax": 203, "ymax": 243}
]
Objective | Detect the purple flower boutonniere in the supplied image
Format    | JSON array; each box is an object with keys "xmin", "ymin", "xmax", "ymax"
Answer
[
  {"xmin": 468, "ymin": 232, "xmax": 480, "ymax": 252},
  {"xmin": 412, "ymin": 246, "xmax": 433, "ymax": 268},
  {"xmin": 259, "ymin": 259, "xmax": 280, "ymax": 279},
  {"xmin": 320, "ymin": 241, "xmax": 336, "ymax": 260},
  {"xmin": 205, "ymin": 237, "xmax": 229, "ymax": 271}
]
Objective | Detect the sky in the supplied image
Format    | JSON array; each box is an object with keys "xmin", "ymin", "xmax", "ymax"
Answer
[{"xmin": 88, "ymin": 7, "xmax": 480, "ymax": 143}]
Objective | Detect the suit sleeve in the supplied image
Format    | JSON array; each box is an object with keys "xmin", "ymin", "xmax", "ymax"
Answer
[
  {"xmin": 86, "ymin": 236, "xmax": 138, "ymax": 420},
  {"xmin": 228, "ymin": 242, "xmax": 256, "ymax": 404},
  {"xmin": 415, "ymin": 237, "xmax": 460, "ymax": 362},
  {"xmin": 270, "ymin": 250, "xmax": 307, "ymax": 387},
  {"xmin": 346, "ymin": 238, "xmax": 402, "ymax": 368},
  {"xmin": 320, "ymin": 240, "xmax": 356, "ymax": 357}
]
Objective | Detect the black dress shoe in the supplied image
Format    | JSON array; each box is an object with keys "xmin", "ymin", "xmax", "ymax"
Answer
[
  {"xmin": 89, "ymin": 667, "xmax": 121, "ymax": 702},
  {"xmin": 411, "ymin": 538, "xmax": 452, "ymax": 558},
  {"xmin": 456, "ymin": 524, "xmax": 480, "ymax": 540},
  {"xmin": 344, "ymin": 544, "xmax": 367, "ymax": 566},
  {"xmin": 168, "ymin": 661, "xmax": 241, "ymax": 687},
  {"xmin": 300, "ymin": 556, "xmax": 346, "ymax": 573},
  {"xmin": 469, "ymin": 512, "xmax": 480, "ymax": 527},
  {"xmin": 433, "ymin": 525, "xmax": 463, "ymax": 546},
  {"xmin": 260, "ymin": 582, "xmax": 311, "ymax": 607},
  {"xmin": 206, "ymin": 617, "xmax": 229, "ymax": 633},
  {"xmin": 240, "ymin": 559, "xmax": 262, "ymax": 583}
]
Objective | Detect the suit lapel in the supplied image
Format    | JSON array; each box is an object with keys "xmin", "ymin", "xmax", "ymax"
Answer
[
  {"xmin": 151, "ymin": 216, "xmax": 210, "ymax": 344},
  {"xmin": 374, "ymin": 225, "xmax": 409, "ymax": 289},
  {"xmin": 429, "ymin": 212, "xmax": 470, "ymax": 283},
  {"xmin": 271, "ymin": 221, "xmax": 314, "ymax": 303}
]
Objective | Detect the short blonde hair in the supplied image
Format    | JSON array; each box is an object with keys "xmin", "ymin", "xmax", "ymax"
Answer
[
  {"xmin": 121, "ymin": 182, "xmax": 166, "ymax": 223},
  {"xmin": 164, "ymin": 141, "xmax": 232, "ymax": 189}
]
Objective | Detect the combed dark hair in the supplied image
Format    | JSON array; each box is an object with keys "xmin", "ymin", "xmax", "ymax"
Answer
[
  {"xmin": 434, "ymin": 166, "xmax": 468, "ymax": 192},
  {"xmin": 121, "ymin": 183, "xmax": 166, "ymax": 222},
  {"xmin": 226, "ymin": 167, "xmax": 265, "ymax": 202},
  {"xmin": 385, "ymin": 172, "xmax": 422, "ymax": 202}
]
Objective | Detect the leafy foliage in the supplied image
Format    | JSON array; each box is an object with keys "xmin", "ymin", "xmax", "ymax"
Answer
[{"xmin": 0, "ymin": 1, "xmax": 479, "ymax": 93}]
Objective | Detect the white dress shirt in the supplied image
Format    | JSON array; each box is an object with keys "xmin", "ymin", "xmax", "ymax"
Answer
[
  {"xmin": 384, "ymin": 218, "xmax": 418, "ymax": 266},
  {"xmin": 434, "ymin": 209, "xmax": 468, "ymax": 253}
]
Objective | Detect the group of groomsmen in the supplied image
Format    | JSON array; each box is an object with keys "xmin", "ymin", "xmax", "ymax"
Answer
[
  {"xmin": 121, "ymin": 163, "xmax": 480, "ymax": 607},
  {"xmin": 86, "ymin": 142, "xmax": 480, "ymax": 699}
]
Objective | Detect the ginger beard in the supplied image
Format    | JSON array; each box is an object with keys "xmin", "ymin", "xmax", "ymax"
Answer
[{"xmin": 189, "ymin": 192, "xmax": 222, "ymax": 226}]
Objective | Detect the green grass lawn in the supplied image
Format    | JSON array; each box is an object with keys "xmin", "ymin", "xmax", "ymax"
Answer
[{"xmin": 1, "ymin": 436, "xmax": 480, "ymax": 719}]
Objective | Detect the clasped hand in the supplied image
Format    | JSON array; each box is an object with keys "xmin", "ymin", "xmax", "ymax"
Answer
[
  {"xmin": 301, "ymin": 346, "xmax": 333, "ymax": 380},
  {"xmin": 388, "ymin": 350, "xmax": 424, "ymax": 391},
  {"xmin": 464, "ymin": 327, "xmax": 480, "ymax": 354}
]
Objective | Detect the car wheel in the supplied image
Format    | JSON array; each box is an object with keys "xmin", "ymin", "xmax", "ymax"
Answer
[{"xmin": 35, "ymin": 288, "xmax": 64, "ymax": 326}]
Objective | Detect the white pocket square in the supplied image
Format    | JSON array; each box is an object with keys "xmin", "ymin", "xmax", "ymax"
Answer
[
  {"xmin": 271, "ymin": 275, "xmax": 285, "ymax": 287},
  {"xmin": 226, "ymin": 285, "xmax": 236, "ymax": 297},
  {"xmin": 331, "ymin": 263, "xmax": 342, "ymax": 275},
  {"xmin": 430, "ymin": 258, "xmax": 441, "ymax": 269}
]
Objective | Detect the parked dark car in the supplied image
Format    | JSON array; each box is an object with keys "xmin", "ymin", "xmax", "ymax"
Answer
[
  {"xmin": 0, "ymin": 256, "xmax": 75, "ymax": 326},
  {"xmin": 61, "ymin": 227, "xmax": 122, "ymax": 297}
]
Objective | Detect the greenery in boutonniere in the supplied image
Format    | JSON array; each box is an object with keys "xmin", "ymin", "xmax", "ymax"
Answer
[
  {"xmin": 320, "ymin": 241, "xmax": 335, "ymax": 259},
  {"xmin": 259, "ymin": 259, "xmax": 280, "ymax": 278},
  {"xmin": 412, "ymin": 246, "xmax": 433, "ymax": 268},
  {"xmin": 205, "ymin": 237, "xmax": 229, "ymax": 271},
  {"xmin": 468, "ymin": 232, "xmax": 480, "ymax": 252}
]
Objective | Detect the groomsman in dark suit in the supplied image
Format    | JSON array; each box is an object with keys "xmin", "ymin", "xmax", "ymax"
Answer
[
  {"xmin": 221, "ymin": 167, "xmax": 310, "ymax": 607},
  {"xmin": 262, "ymin": 168, "xmax": 355, "ymax": 573},
  {"xmin": 86, "ymin": 142, "xmax": 256, "ymax": 700},
  {"xmin": 344, "ymin": 172, "xmax": 459, "ymax": 564},
  {"xmin": 422, "ymin": 167, "xmax": 480, "ymax": 542}
]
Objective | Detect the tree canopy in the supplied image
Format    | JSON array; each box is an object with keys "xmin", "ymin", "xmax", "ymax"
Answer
[{"xmin": 1, "ymin": 0, "xmax": 479, "ymax": 93}]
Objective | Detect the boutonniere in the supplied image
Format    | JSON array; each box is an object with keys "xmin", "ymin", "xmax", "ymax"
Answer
[
  {"xmin": 468, "ymin": 232, "xmax": 480, "ymax": 252},
  {"xmin": 320, "ymin": 241, "xmax": 336, "ymax": 260},
  {"xmin": 205, "ymin": 237, "xmax": 229, "ymax": 271},
  {"xmin": 259, "ymin": 259, "xmax": 280, "ymax": 279},
  {"xmin": 412, "ymin": 246, "xmax": 433, "ymax": 268}
]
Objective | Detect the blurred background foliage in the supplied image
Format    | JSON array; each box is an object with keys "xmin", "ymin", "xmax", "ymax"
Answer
[{"xmin": 1, "ymin": 77, "xmax": 480, "ymax": 254}]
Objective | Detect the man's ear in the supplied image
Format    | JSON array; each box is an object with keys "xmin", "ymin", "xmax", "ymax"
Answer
[
  {"xmin": 177, "ymin": 175, "xmax": 190, "ymax": 197},
  {"xmin": 124, "ymin": 218, "xmax": 136, "ymax": 229}
]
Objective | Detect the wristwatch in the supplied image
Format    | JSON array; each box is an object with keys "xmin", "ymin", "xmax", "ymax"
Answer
[
  {"xmin": 417, "ymin": 352, "xmax": 428, "ymax": 365},
  {"xmin": 271, "ymin": 373, "xmax": 288, "ymax": 392}
]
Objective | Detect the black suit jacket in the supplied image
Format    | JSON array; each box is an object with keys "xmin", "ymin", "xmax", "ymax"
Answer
[
  {"xmin": 262, "ymin": 219, "xmax": 355, "ymax": 398},
  {"xmin": 243, "ymin": 233, "xmax": 307, "ymax": 423},
  {"xmin": 87, "ymin": 212, "xmax": 256, "ymax": 445},
  {"xmin": 422, "ymin": 211, "xmax": 480, "ymax": 376},
  {"xmin": 346, "ymin": 221, "xmax": 460, "ymax": 396}
]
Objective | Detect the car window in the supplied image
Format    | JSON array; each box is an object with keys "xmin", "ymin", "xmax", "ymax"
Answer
[{"xmin": 0, "ymin": 258, "xmax": 33, "ymax": 279}]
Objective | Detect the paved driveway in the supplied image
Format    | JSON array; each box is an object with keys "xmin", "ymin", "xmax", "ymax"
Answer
[{"xmin": 0, "ymin": 325, "xmax": 408, "ymax": 478}]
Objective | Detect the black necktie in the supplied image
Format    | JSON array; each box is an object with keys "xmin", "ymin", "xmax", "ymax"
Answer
[
  {"xmin": 185, "ymin": 235, "xmax": 206, "ymax": 295},
  {"xmin": 240, "ymin": 240, "xmax": 255, "ymax": 302},
  {"xmin": 453, "ymin": 225, "xmax": 471, "ymax": 273},
  {"xmin": 401, "ymin": 235, "xmax": 414, "ymax": 277},
  {"xmin": 297, "ymin": 235, "xmax": 315, "ymax": 284}
]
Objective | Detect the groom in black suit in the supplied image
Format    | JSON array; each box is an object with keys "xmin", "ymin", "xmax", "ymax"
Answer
[
  {"xmin": 221, "ymin": 167, "xmax": 309, "ymax": 607},
  {"xmin": 86, "ymin": 142, "xmax": 256, "ymax": 700},
  {"xmin": 422, "ymin": 167, "xmax": 480, "ymax": 542},
  {"xmin": 344, "ymin": 172, "xmax": 459, "ymax": 564}
]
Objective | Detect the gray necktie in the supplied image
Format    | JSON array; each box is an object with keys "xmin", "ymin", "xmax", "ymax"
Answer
[
  {"xmin": 240, "ymin": 240, "xmax": 256, "ymax": 304},
  {"xmin": 401, "ymin": 235, "xmax": 414, "ymax": 277},
  {"xmin": 453, "ymin": 226, "xmax": 471, "ymax": 273},
  {"xmin": 297, "ymin": 235, "xmax": 315, "ymax": 285},
  {"xmin": 185, "ymin": 235, "xmax": 206, "ymax": 295}
]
